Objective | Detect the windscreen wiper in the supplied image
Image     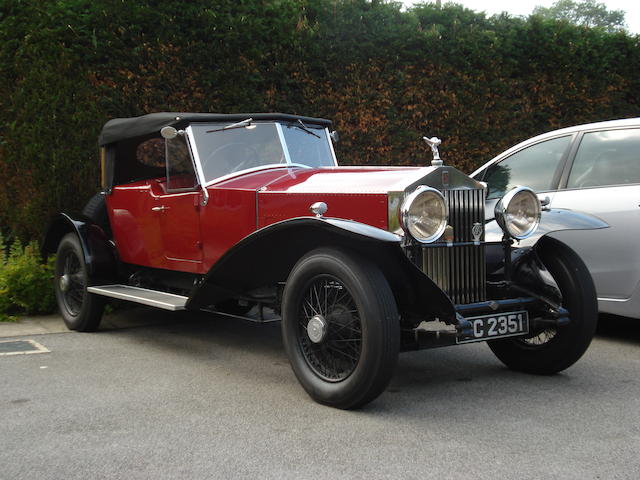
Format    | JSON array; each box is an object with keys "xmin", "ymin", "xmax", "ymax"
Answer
[
  {"xmin": 206, "ymin": 118, "xmax": 253, "ymax": 133},
  {"xmin": 292, "ymin": 119, "xmax": 320, "ymax": 138}
]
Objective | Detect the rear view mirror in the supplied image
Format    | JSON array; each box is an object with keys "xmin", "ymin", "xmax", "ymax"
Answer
[{"xmin": 160, "ymin": 126, "xmax": 178, "ymax": 139}]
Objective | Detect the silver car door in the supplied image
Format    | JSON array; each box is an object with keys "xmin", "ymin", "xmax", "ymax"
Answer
[{"xmin": 549, "ymin": 128, "xmax": 640, "ymax": 302}]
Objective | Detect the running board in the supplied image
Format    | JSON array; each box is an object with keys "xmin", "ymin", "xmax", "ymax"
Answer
[{"xmin": 87, "ymin": 285, "xmax": 187, "ymax": 311}]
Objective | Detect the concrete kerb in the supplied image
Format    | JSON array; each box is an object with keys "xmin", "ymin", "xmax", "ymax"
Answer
[
  {"xmin": 0, "ymin": 307, "xmax": 180, "ymax": 338},
  {"xmin": 0, "ymin": 314, "xmax": 69, "ymax": 338}
]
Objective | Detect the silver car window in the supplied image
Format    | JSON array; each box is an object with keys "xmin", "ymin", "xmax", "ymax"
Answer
[
  {"xmin": 567, "ymin": 128, "xmax": 640, "ymax": 188},
  {"xmin": 483, "ymin": 136, "xmax": 571, "ymax": 199}
]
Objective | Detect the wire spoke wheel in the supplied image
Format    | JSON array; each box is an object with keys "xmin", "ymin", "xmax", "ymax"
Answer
[
  {"xmin": 282, "ymin": 248, "xmax": 400, "ymax": 409},
  {"xmin": 297, "ymin": 276, "xmax": 362, "ymax": 382},
  {"xmin": 521, "ymin": 327, "xmax": 557, "ymax": 346}
]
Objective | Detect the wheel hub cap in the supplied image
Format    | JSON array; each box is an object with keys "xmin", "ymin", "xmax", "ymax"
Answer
[
  {"xmin": 307, "ymin": 315, "xmax": 328, "ymax": 344},
  {"xmin": 59, "ymin": 274, "xmax": 70, "ymax": 292}
]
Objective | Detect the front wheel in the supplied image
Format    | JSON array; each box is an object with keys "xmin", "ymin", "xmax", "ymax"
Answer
[
  {"xmin": 281, "ymin": 248, "xmax": 400, "ymax": 409},
  {"xmin": 54, "ymin": 233, "xmax": 105, "ymax": 332},
  {"xmin": 488, "ymin": 239, "xmax": 598, "ymax": 374}
]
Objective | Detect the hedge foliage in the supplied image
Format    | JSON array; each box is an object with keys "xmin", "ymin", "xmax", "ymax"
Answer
[{"xmin": 1, "ymin": 0, "xmax": 639, "ymax": 240}]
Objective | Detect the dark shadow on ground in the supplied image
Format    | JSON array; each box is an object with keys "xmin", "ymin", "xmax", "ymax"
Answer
[{"xmin": 596, "ymin": 314, "xmax": 640, "ymax": 344}]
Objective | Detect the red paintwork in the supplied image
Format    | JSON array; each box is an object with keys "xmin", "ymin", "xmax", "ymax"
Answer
[
  {"xmin": 107, "ymin": 165, "xmax": 428, "ymax": 273},
  {"xmin": 255, "ymin": 167, "xmax": 426, "ymax": 231},
  {"xmin": 107, "ymin": 179, "xmax": 203, "ymax": 273},
  {"xmin": 257, "ymin": 166, "xmax": 425, "ymax": 194}
]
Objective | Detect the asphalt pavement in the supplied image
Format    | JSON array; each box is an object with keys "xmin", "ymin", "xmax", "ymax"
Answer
[{"xmin": 1, "ymin": 309, "xmax": 639, "ymax": 479}]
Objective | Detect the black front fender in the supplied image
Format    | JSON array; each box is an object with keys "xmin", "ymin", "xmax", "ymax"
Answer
[
  {"xmin": 487, "ymin": 234, "xmax": 599, "ymax": 312},
  {"xmin": 485, "ymin": 206, "xmax": 607, "ymax": 303},
  {"xmin": 484, "ymin": 207, "xmax": 608, "ymax": 246},
  {"xmin": 187, "ymin": 217, "xmax": 455, "ymax": 322}
]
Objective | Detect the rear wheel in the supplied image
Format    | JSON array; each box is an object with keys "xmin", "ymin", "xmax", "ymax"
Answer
[
  {"xmin": 488, "ymin": 239, "xmax": 597, "ymax": 374},
  {"xmin": 82, "ymin": 193, "xmax": 110, "ymax": 234},
  {"xmin": 54, "ymin": 233, "xmax": 105, "ymax": 332},
  {"xmin": 282, "ymin": 248, "xmax": 400, "ymax": 409}
]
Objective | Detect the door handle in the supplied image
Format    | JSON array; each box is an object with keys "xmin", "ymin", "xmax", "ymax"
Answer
[{"xmin": 151, "ymin": 206, "xmax": 169, "ymax": 212}]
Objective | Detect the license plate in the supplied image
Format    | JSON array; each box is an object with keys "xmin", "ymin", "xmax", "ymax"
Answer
[{"xmin": 457, "ymin": 310, "xmax": 529, "ymax": 344}]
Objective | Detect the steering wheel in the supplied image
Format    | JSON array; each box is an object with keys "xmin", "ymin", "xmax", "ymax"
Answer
[
  {"xmin": 229, "ymin": 149, "xmax": 264, "ymax": 173},
  {"xmin": 202, "ymin": 142, "xmax": 261, "ymax": 177}
]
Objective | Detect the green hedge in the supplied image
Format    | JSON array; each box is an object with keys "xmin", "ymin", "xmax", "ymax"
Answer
[
  {"xmin": 1, "ymin": 0, "xmax": 638, "ymax": 240},
  {"xmin": 0, "ymin": 231, "xmax": 55, "ymax": 321}
]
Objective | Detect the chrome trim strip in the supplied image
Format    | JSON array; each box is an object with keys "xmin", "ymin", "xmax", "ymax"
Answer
[
  {"xmin": 203, "ymin": 164, "xmax": 305, "ymax": 188},
  {"xmin": 598, "ymin": 296, "xmax": 630, "ymax": 302},
  {"xmin": 255, "ymin": 186, "xmax": 261, "ymax": 229},
  {"xmin": 276, "ymin": 122, "xmax": 293, "ymax": 164},
  {"xmin": 87, "ymin": 285, "xmax": 187, "ymax": 311},
  {"xmin": 325, "ymin": 127, "xmax": 339, "ymax": 166},
  {"xmin": 185, "ymin": 125, "xmax": 209, "ymax": 206},
  {"xmin": 387, "ymin": 191, "xmax": 403, "ymax": 234}
]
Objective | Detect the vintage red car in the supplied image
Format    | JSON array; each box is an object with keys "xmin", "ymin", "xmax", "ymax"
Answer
[{"xmin": 43, "ymin": 112, "xmax": 606, "ymax": 409}]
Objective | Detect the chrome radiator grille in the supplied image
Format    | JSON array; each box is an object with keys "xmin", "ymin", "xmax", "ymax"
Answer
[{"xmin": 421, "ymin": 188, "xmax": 486, "ymax": 305}]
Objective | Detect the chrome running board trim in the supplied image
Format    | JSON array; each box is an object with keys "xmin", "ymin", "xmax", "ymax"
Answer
[{"xmin": 87, "ymin": 285, "xmax": 187, "ymax": 311}]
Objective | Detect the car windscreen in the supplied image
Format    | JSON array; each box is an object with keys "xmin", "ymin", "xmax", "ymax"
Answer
[
  {"xmin": 189, "ymin": 123, "xmax": 286, "ymax": 183},
  {"xmin": 280, "ymin": 123, "xmax": 335, "ymax": 168}
]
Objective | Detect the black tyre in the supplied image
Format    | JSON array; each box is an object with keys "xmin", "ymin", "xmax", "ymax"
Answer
[
  {"xmin": 282, "ymin": 248, "xmax": 400, "ymax": 409},
  {"xmin": 82, "ymin": 192, "xmax": 110, "ymax": 234},
  {"xmin": 54, "ymin": 233, "xmax": 105, "ymax": 332},
  {"xmin": 488, "ymin": 239, "xmax": 598, "ymax": 374}
]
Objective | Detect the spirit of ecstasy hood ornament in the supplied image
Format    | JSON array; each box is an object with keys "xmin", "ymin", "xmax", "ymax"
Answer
[{"xmin": 422, "ymin": 136, "xmax": 443, "ymax": 167}]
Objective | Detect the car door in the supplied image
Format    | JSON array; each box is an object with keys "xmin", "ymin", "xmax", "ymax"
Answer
[
  {"xmin": 150, "ymin": 135, "xmax": 204, "ymax": 273},
  {"xmin": 478, "ymin": 135, "xmax": 574, "ymax": 215},
  {"xmin": 149, "ymin": 187, "xmax": 202, "ymax": 269},
  {"xmin": 107, "ymin": 134, "xmax": 204, "ymax": 274},
  {"xmin": 549, "ymin": 127, "xmax": 640, "ymax": 301}
]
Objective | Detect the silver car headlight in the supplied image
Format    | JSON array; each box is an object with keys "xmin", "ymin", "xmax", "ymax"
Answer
[
  {"xmin": 494, "ymin": 186, "xmax": 541, "ymax": 240},
  {"xmin": 400, "ymin": 186, "xmax": 448, "ymax": 243}
]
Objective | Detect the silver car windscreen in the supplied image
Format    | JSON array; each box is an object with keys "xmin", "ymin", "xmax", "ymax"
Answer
[{"xmin": 189, "ymin": 123, "xmax": 286, "ymax": 183}]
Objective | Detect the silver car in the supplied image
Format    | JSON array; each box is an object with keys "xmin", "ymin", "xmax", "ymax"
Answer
[{"xmin": 472, "ymin": 118, "xmax": 640, "ymax": 319}]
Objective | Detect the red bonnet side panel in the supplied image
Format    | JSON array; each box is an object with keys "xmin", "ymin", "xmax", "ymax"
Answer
[{"xmin": 257, "ymin": 192, "xmax": 388, "ymax": 230}]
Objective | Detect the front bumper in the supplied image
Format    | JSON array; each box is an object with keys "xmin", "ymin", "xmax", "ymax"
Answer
[{"xmin": 401, "ymin": 296, "xmax": 569, "ymax": 351}]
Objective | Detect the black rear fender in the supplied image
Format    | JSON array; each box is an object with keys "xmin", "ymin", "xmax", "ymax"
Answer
[
  {"xmin": 187, "ymin": 217, "xmax": 455, "ymax": 322},
  {"xmin": 42, "ymin": 213, "xmax": 117, "ymax": 282}
]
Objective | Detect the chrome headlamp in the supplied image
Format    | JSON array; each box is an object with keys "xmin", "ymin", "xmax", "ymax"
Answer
[
  {"xmin": 400, "ymin": 186, "xmax": 448, "ymax": 243},
  {"xmin": 494, "ymin": 186, "xmax": 541, "ymax": 240}
]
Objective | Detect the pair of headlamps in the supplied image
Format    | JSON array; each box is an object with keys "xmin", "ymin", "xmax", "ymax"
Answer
[{"xmin": 400, "ymin": 185, "xmax": 540, "ymax": 243}]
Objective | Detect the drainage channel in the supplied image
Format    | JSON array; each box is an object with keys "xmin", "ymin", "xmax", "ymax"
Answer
[{"xmin": 0, "ymin": 339, "xmax": 50, "ymax": 356}]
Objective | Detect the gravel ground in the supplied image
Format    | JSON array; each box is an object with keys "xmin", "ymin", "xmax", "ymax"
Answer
[{"xmin": 1, "ymin": 311, "xmax": 639, "ymax": 479}]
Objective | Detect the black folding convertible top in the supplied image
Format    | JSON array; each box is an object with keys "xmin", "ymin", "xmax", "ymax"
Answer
[{"xmin": 98, "ymin": 112, "xmax": 332, "ymax": 146}]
